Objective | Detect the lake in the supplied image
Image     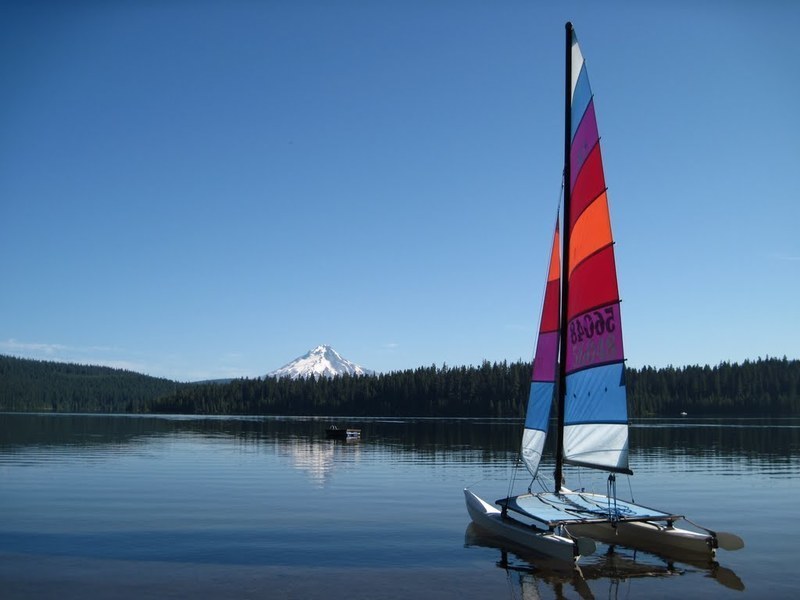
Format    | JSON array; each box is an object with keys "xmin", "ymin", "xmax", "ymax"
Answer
[{"xmin": 1, "ymin": 413, "xmax": 798, "ymax": 599}]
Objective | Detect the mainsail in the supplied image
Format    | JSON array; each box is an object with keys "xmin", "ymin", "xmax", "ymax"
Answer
[
  {"xmin": 521, "ymin": 221, "xmax": 560, "ymax": 477},
  {"xmin": 562, "ymin": 32, "xmax": 630, "ymax": 474}
]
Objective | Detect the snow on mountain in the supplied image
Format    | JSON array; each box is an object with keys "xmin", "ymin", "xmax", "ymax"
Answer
[{"xmin": 267, "ymin": 345, "xmax": 373, "ymax": 379}]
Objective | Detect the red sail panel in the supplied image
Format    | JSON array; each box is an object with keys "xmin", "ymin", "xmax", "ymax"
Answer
[
  {"xmin": 567, "ymin": 245, "xmax": 618, "ymax": 320},
  {"xmin": 569, "ymin": 143, "xmax": 605, "ymax": 229},
  {"xmin": 531, "ymin": 223, "xmax": 560, "ymax": 383},
  {"xmin": 540, "ymin": 225, "xmax": 561, "ymax": 334},
  {"xmin": 540, "ymin": 278, "xmax": 560, "ymax": 333}
]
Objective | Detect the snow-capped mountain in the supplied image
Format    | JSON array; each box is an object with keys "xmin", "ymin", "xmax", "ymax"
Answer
[{"xmin": 268, "ymin": 345, "xmax": 373, "ymax": 379}]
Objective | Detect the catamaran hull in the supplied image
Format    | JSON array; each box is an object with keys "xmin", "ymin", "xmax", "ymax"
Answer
[
  {"xmin": 567, "ymin": 520, "xmax": 715, "ymax": 559},
  {"xmin": 464, "ymin": 489, "xmax": 593, "ymax": 562}
]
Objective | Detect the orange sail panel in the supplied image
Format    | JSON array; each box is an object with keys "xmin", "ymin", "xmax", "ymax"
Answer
[{"xmin": 568, "ymin": 191, "xmax": 612, "ymax": 277}]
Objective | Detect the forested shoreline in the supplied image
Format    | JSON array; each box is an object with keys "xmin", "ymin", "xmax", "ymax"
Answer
[
  {"xmin": 1, "ymin": 354, "xmax": 798, "ymax": 417},
  {"xmin": 0, "ymin": 355, "xmax": 178, "ymax": 413}
]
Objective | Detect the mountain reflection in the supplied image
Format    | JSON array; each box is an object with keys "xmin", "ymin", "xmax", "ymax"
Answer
[{"xmin": 275, "ymin": 437, "xmax": 362, "ymax": 487}]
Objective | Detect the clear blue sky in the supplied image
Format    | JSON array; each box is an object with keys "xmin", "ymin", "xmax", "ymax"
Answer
[{"xmin": 2, "ymin": 1, "xmax": 798, "ymax": 381}]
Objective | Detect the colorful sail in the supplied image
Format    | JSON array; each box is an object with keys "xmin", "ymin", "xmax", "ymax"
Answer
[
  {"xmin": 563, "ymin": 31, "xmax": 630, "ymax": 474},
  {"xmin": 522, "ymin": 220, "xmax": 561, "ymax": 477}
]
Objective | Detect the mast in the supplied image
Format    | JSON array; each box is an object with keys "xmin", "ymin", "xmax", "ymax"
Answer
[{"xmin": 554, "ymin": 21, "xmax": 573, "ymax": 494}]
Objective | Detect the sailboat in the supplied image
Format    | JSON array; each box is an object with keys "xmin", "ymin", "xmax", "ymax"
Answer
[{"xmin": 464, "ymin": 22, "xmax": 744, "ymax": 563}]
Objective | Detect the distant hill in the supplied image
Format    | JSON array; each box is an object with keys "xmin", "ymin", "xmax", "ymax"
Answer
[{"xmin": 0, "ymin": 354, "xmax": 179, "ymax": 413}]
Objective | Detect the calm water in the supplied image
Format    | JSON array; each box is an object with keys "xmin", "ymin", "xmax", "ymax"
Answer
[{"xmin": 1, "ymin": 414, "xmax": 799, "ymax": 599}]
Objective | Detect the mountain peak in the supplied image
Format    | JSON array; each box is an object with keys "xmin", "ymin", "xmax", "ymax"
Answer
[{"xmin": 268, "ymin": 346, "xmax": 373, "ymax": 379}]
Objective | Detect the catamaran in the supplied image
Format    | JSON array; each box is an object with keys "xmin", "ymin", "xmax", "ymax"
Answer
[{"xmin": 464, "ymin": 22, "xmax": 744, "ymax": 563}]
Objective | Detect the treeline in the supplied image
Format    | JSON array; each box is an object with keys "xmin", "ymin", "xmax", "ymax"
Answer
[
  {"xmin": 150, "ymin": 357, "xmax": 800, "ymax": 417},
  {"xmin": 150, "ymin": 361, "xmax": 531, "ymax": 417},
  {"xmin": 627, "ymin": 358, "xmax": 799, "ymax": 416},
  {"xmin": 0, "ymin": 354, "xmax": 178, "ymax": 413},
  {"xmin": 2, "ymin": 354, "xmax": 799, "ymax": 417}
]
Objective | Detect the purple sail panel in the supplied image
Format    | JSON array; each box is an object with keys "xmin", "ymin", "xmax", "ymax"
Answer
[
  {"xmin": 565, "ymin": 302, "xmax": 624, "ymax": 374},
  {"xmin": 532, "ymin": 330, "xmax": 559, "ymax": 382},
  {"xmin": 570, "ymin": 100, "xmax": 599, "ymax": 190}
]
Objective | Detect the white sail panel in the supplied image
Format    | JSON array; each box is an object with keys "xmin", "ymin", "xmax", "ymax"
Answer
[
  {"xmin": 521, "ymin": 428, "xmax": 547, "ymax": 478},
  {"xmin": 563, "ymin": 423, "xmax": 629, "ymax": 473},
  {"xmin": 570, "ymin": 35, "xmax": 584, "ymax": 100}
]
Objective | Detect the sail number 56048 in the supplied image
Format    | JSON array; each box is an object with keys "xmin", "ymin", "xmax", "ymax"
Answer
[{"xmin": 569, "ymin": 307, "xmax": 615, "ymax": 344}]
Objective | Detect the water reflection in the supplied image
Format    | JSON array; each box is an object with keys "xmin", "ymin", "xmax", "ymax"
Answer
[
  {"xmin": 3, "ymin": 413, "xmax": 794, "ymax": 598},
  {"xmin": 631, "ymin": 419, "xmax": 800, "ymax": 460},
  {"xmin": 275, "ymin": 437, "xmax": 362, "ymax": 487},
  {"xmin": 5, "ymin": 414, "xmax": 798, "ymax": 452},
  {"xmin": 3, "ymin": 413, "xmax": 799, "ymax": 476},
  {"xmin": 464, "ymin": 523, "xmax": 745, "ymax": 598}
]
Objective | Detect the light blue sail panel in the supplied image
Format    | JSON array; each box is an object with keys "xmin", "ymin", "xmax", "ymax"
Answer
[
  {"xmin": 564, "ymin": 362, "xmax": 630, "ymax": 473},
  {"xmin": 564, "ymin": 362, "xmax": 626, "ymax": 425},
  {"xmin": 525, "ymin": 381, "xmax": 555, "ymax": 432},
  {"xmin": 521, "ymin": 381, "xmax": 555, "ymax": 477},
  {"xmin": 570, "ymin": 64, "xmax": 592, "ymax": 140}
]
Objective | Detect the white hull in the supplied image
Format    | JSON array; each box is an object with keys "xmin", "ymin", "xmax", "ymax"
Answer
[
  {"xmin": 567, "ymin": 520, "xmax": 715, "ymax": 559},
  {"xmin": 463, "ymin": 489, "xmax": 594, "ymax": 563}
]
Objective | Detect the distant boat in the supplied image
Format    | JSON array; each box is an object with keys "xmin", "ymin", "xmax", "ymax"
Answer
[
  {"xmin": 465, "ymin": 22, "xmax": 744, "ymax": 563},
  {"xmin": 681, "ymin": 411, "xmax": 688, "ymax": 416},
  {"xmin": 325, "ymin": 426, "xmax": 361, "ymax": 440}
]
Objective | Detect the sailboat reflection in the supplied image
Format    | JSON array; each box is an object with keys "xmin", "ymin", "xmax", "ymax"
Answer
[{"xmin": 464, "ymin": 523, "xmax": 744, "ymax": 597}]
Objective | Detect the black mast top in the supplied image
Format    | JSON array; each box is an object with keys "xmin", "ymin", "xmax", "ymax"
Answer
[{"xmin": 554, "ymin": 21, "xmax": 573, "ymax": 494}]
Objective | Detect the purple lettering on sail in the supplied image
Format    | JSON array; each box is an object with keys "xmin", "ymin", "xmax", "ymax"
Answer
[{"xmin": 565, "ymin": 303, "xmax": 624, "ymax": 373}]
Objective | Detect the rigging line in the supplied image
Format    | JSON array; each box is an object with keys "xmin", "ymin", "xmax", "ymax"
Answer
[
  {"xmin": 534, "ymin": 472, "xmax": 550, "ymax": 493},
  {"xmin": 551, "ymin": 492, "xmax": 612, "ymax": 519},
  {"xmin": 607, "ymin": 473, "xmax": 619, "ymax": 523},
  {"xmin": 680, "ymin": 515, "xmax": 720, "ymax": 537},
  {"xmin": 574, "ymin": 491, "xmax": 635, "ymax": 518},
  {"xmin": 626, "ymin": 474, "xmax": 635, "ymax": 504},
  {"xmin": 507, "ymin": 453, "xmax": 522, "ymax": 501},
  {"xmin": 535, "ymin": 493, "xmax": 603, "ymax": 522}
]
